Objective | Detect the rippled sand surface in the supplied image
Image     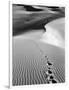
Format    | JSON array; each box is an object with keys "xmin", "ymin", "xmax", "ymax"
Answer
[
  {"xmin": 12, "ymin": 4, "xmax": 65, "ymax": 86},
  {"xmin": 12, "ymin": 32, "xmax": 65, "ymax": 85}
]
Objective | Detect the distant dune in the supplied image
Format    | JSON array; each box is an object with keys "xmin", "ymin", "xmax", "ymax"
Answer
[{"xmin": 13, "ymin": 4, "xmax": 65, "ymax": 36}]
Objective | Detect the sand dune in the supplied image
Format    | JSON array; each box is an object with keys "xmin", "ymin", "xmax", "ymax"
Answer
[
  {"xmin": 12, "ymin": 5, "xmax": 65, "ymax": 86},
  {"xmin": 40, "ymin": 18, "xmax": 65, "ymax": 49},
  {"xmin": 12, "ymin": 34, "xmax": 65, "ymax": 85}
]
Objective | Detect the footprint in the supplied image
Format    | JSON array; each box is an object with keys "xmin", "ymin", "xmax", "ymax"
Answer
[
  {"xmin": 47, "ymin": 61, "xmax": 52, "ymax": 66},
  {"xmin": 42, "ymin": 55, "xmax": 58, "ymax": 84},
  {"xmin": 48, "ymin": 70, "xmax": 52, "ymax": 74},
  {"xmin": 49, "ymin": 75, "xmax": 54, "ymax": 80},
  {"xmin": 51, "ymin": 79, "xmax": 57, "ymax": 83}
]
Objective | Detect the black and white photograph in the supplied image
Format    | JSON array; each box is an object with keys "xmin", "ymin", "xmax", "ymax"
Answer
[{"xmin": 12, "ymin": 3, "xmax": 65, "ymax": 86}]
